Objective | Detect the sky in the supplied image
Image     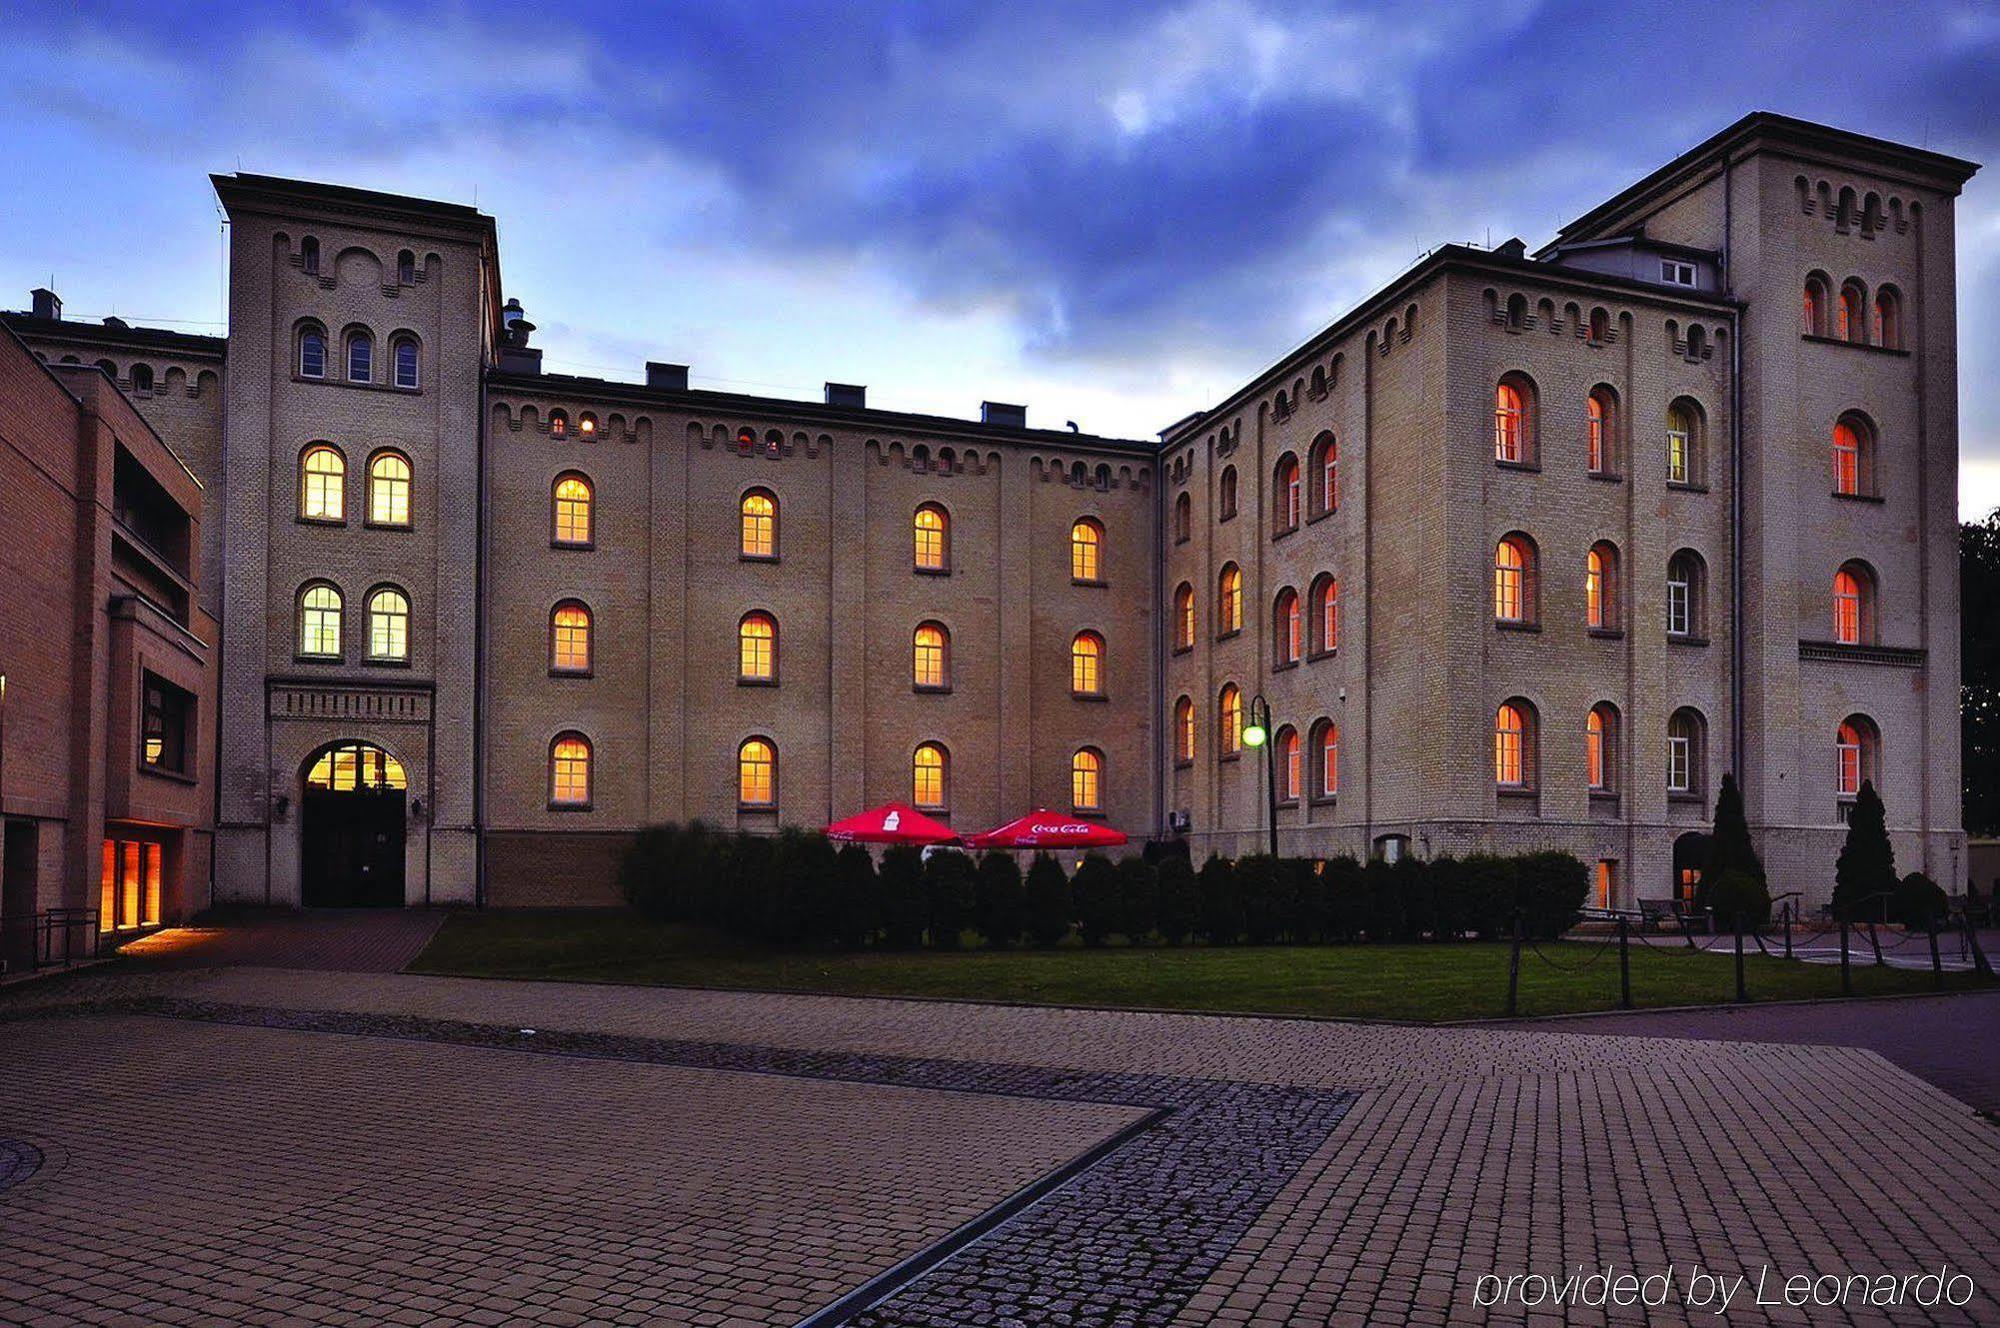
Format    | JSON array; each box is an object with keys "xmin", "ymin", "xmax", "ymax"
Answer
[{"xmin": 3, "ymin": 1, "xmax": 1998, "ymax": 514}]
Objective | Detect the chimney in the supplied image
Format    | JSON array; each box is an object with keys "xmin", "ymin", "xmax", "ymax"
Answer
[
  {"xmin": 824, "ymin": 382, "xmax": 866, "ymax": 409},
  {"xmin": 647, "ymin": 362, "xmax": 690, "ymax": 392},
  {"xmin": 981, "ymin": 401, "xmax": 1026, "ymax": 429},
  {"xmin": 1494, "ymin": 237, "xmax": 1528, "ymax": 260},
  {"xmin": 29, "ymin": 287, "xmax": 60, "ymax": 320},
  {"xmin": 495, "ymin": 298, "xmax": 543, "ymax": 374}
]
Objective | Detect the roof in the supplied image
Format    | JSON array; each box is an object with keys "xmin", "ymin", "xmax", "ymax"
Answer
[
  {"xmin": 0, "ymin": 311, "xmax": 225, "ymax": 358},
  {"xmin": 211, "ymin": 172, "xmax": 494, "ymax": 234}
]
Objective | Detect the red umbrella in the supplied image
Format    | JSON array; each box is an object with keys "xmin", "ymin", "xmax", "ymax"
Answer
[
  {"xmin": 825, "ymin": 802, "xmax": 960, "ymax": 846},
  {"xmin": 965, "ymin": 808, "xmax": 1128, "ymax": 851}
]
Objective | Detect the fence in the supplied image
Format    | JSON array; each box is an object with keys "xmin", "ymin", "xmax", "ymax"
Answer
[{"xmin": 0, "ymin": 908, "xmax": 102, "ymax": 977}]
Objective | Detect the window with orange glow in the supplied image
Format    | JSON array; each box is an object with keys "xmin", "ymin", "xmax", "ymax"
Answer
[
  {"xmin": 550, "ymin": 734, "xmax": 591, "ymax": 806},
  {"xmin": 1219, "ymin": 683, "xmax": 1242, "ymax": 756},
  {"xmin": 1173, "ymin": 583, "xmax": 1195, "ymax": 650},
  {"xmin": 1071, "ymin": 631, "xmax": 1104, "ymax": 696},
  {"xmin": 1274, "ymin": 589, "xmax": 1301, "ymax": 665},
  {"xmin": 551, "ymin": 602, "xmax": 592, "ymax": 673},
  {"xmin": 1071, "ymin": 748, "xmax": 1102, "ymax": 812},
  {"xmin": 1586, "ymin": 703, "xmax": 1617, "ymax": 793},
  {"xmin": 913, "ymin": 623, "xmax": 949, "ymax": 689},
  {"xmin": 738, "ymin": 738, "xmax": 776, "ymax": 806},
  {"xmin": 913, "ymin": 743, "xmax": 947, "ymax": 809},
  {"xmin": 1596, "ymin": 859, "xmax": 1616, "ymax": 910},
  {"xmin": 300, "ymin": 445, "xmax": 345, "ymax": 521},
  {"xmin": 553, "ymin": 475, "xmax": 593, "ymax": 545},
  {"xmin": 739, "ymin": 613, "xmax": 777, "ymax": 682},
  {"xmin": 913, "ymin": 504, "xmax": 949, "ymax": 571},
  {"xmin": 1494, "ymin": 382, "xmax": 1525, "ymax": 462},
  {"xmin": 1586, "ymin": 543, "xmax": 1617, "ymax": 631},
  {"xmin": 1174, "ymin": 696, "xmax": 1196, "ymax": 764},
  {"xmin": 1316, "ymin": 721, "xmax": 1339, "ymax": 797},
  {"xmin": 1217, "ymin": 564, "xmax": 1242, "ymax": 635},
  {"xmin": 1274, "ymin": 455, "xmax": 1300, "ymax": 532},
  {"xmin": 1836, "ymin": 717, "xmax": 1877, "ymax": 797},
  {"xmin": 1316, "ymin": 577, "xmax": 1339, "ymax": 653},
  {"xmin": 1495, "ymin": 702, "xmax": 1532, "ymax": 789},
  {"xmin": 368, "ymin": 451, "xmax": 411, "ymax": 527},
  {"xmin": 1833, "ymin": 564, "xmax": 1875, "ymax": 645},
  {"xmin": 1276, "ymin": 727, "xmax": 1300, "ymax": 801},
  {"xmin": 1071, "ymin": 519, "xmax": 1104, "ymax": 582},
  {"xmin": 740, "ymin": 490, "xmax": 777, "ymax": 559},
  {"xmin": 1494, "ymin": 537, "xmax": 1533, "ymax": 624},
  {"xmin": 1314, "ymin": 433, "xmax": 1338, "ymax": 514}
]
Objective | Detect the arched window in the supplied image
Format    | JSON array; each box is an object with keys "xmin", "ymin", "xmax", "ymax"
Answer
[
  {"xmin": 1071, "ymin": 631, "xmax": 1105, "ymax": 696},
  {"xmin": 1173, "ymin": 582, "xmax": 1195, "ymax": 651},
  {"xmin": 549, "ymin": 409, "xmax": 569, "ymax": 439},
  {"xmin": 367, "ymin": 451, "xmax": 411, "ymax": 527},
  {"xmin": 1586, "ymin": 386, "xmax": 1617, "ymax": 475},
  {"xmin": 1273, "ymin": 588, "xmax": 1301, "ymax": 666},
  {"xmin": 740, "ymin": 489, "xmax": 777, "ymax": 559},
  {"xmin": 366, "ymin": 586, "xmax": 410, "ymax": 662},
  {"xmin": 550, "ymin": 734, "xmax": 592, "ymax": 806},
  {"xmin": 297, "ymin": 324, "xmax": 327, "ymax": 378},
  {"xmin": 129, "ymin": 363, "xmax": 153, "ymax": 394},
  {"xmin": 738, "ymin": 738, "xmax": 776, "ymax": 807},
  {"xmin": 397, "ymin": 249, "xmax": 416, "ymax": 284},
  {"xmin": 1173, "ymin": 696, "xmax": 1196, "ymax": 765},
  {"xmin": 1273, "ymin": 454, "xmax": 1301, "ymax": 533},
  {"xmin": 913, "ymin": 504, "xmax": 949, "ymax": 571},
  {"xmin": 1173, "ymin": 491, "xmax": 1191, "ymax": 543},
  {"xmin": 392, "ymin": 336, "xmax": 419, "ymax": 389},
  {"xmin": 1667, "ymin": 550, "xmax": 1706, "ymax": 639},
  {"xmin": 552, "ymin": 474, "xmax": 593, "ymax": 546},
  {"xmin": 1494, "ymin": 535, "xmax": 1537, "ymax": 625},
  {"xmin": 299, "ymin": 445, "xmax": 346, "ymax": 522},
  {"xmin": 738, "ymin": 612, "xmax": 777, "ymax": 683},
  {"xmin": 551, "ymin": 601, "xmax": 592, "ymax": 674},
  {"xmin": 1589, "ymin": 307, "xmax": 1610, "ymax": 342},
  {"xmin": 1836, "ymin": 716, "xmax": 1879, "ymax": 798},
  {"xmin": 1667, "ymin": 708, "xmax": 1706, "ymax": 796},
  {"xmin": 1494, "ymin": 375, "xmax": 1535, "ymax": 465},
  {"xmin": 298, "ymin": 583, "xmax": 342, "ymax": 658},
  {"xmin": 1803, "ymin": 272, "xmax": 1830, "ymax": 337},
  {"xmin": 578, "ymin": 413, "xmax": 597, "ymax": 437},
  {"xmin": 1312, "ymin": 432, "xmax": 1338, "ymax": 515},
  {"xmin": 1313, "ymin": 575, "xmax": 1339, "ymax": 654},
  {"xmin": 1833, "ymin": 561, "xmax": 1877, "ymax": 645},
  {"xmin": 1217, "ymin": 563, "xmax": 1243, "ymax": 635},
  {"xmin": 1219, "ymin": 683, "xmax": 1243, "ymax": 757},
  {"xmin": 1495, "ymin": 700, "xmax": 1536, "ymax": 790},
  {"xmin": 1839, "ymin": 279, "xmax": 1867, "ymax": 343},
  {"xmin": 1071, "ymin": 748, "xmax": 1103, "ymax": 813},
  {"xmin": 913, "ymin": 743, "xmax": 948, "ymax": 810},
  {"xmin": 345, "ymin": 329, "xmax": 373, "ymax": 383},
  {"xmin": 1219, "ymin": 465, "xmax": 1238, "ymax": 520},
  {"xmin": 1585, "ymin": 541, "xmax": 1619, "ymax": 631},
  {"xmin": 1275, "ymin": 726, "xmax": 1301, "ymax": 803},
  {"xmin": 1313, "ymin": 719, "xmax": 1339, "ymax": 798},
  {"xmin": 913, "ymin": 622, "xmax": 949, "ymax": 690},
  {"xmin": 1833, "ymin": 412, "xmax": 1876, "ymax": 497},
  {"xmin": 300, "ymin": 236, "xmax": 320, "ymax": 275},
  {"xmin": 1586, "ymin": 703, "xmax": 1619, "ymax": 794},
  {"xmin": 305, "ymin": 740, "xmax": 406, "ymax": 793},
  {"xmin": 1070, "ymin": 518, "xmax": 1104, "ymax": 582},
  {"xmin": 1666, "ymin": 398, "xmax": 1702, "ymax": 485},
  {"xmin": 1873, "ymin": 285, "xmax": 1904, "ymax": 350}
]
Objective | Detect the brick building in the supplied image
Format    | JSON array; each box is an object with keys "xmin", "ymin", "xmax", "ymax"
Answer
[
  {"xmin": 0, "ymin": 316, "xmax": 218, "ymax": 966},
  {"xmin": 0, "ymin": 112, "xmax": 1975, "ymax": 914}
]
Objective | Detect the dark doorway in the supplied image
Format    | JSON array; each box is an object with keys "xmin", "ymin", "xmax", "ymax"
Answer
[
  {"xmin": 2, "ymin": 820, "xmax": 39, "ymax": 971},
  {"xmin": 1673, "ymin": 831, "xmax": 1710, "ymax": 907},
  {"xmin": 300, "ymin": 741, "xmax": 408, "ymax": 908}
]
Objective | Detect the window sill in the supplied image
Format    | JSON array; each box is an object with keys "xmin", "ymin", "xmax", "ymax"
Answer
[
  {"xmin": 1802, "ymin": 333, "xmax": 1909, "ymax": 357},
  {"xmin": 1586, "ymin": 627, "xmax": 1625, "ymax": 641},
  {"xmin": 1216, "ymin": 628, "xmax": 1241, "ymax": 642},
  {"xmin": 1588, "ymin": 471, "xmax": 1623, "ymax": 484},
  {"xmin": 737, "ymin": 804, "xmax": 777, "ymax": 815},
  {"xmin": 914, "ymin": 684, "xmax": 952, "ymax": 696},
  {"xmin": 1219, "ymin": 511, "xmax": 1238, "ymax": 523},
  {"xmin": 548, "ymin": 801, "xmax": 594, "ymax": 813},
  {"xmin": 292, "ymin": 373, "xmax": 426, "ymax": 395},
  {"xmin": 1666, "ymin": 481, "xmax": 1710, "ymax": 494},
  {"xmin": 1494, "ymin": 459, "xmax": 1541, "ymax": 474},
  {"xmin": 552, "ymin": 541, "xmax": 596, "ymax": 552},
  {"xmin": 1072, "ymin": 692, "xmax": 1109, "ymax": 703},
  {"xmin": 1272, "ymin": 659, "xmax": 1299, "ymax": 673},
  {"xmin": 914, "ymin": 565, "xmax": 952, "ymax": 577},
  {"xmin": 1669, "ymin": 791, "xmax": 1705, "ymax": 806},
  {"xmin": 1272, "ymin": 526, "xmax": 1298, "ymax": 542},
  {"xmin": 297, "ymin": 516, "xmax": 347, "ymax": 528},
  {"xmin": 365, "ymin": 657, "xmax": 413, "ymax": 669},
  {"xmin": 363, "ymin": 521, "xmax": 414, "ymax": 533},
  {"xmin": 294, "ymin": 653, "xmax": 343, "ymax": 665},
  {"xmin": 1070, "ymin": 808, "xmax": 1107, "ymax": 820},
  {"xmin": 738, "ymin": 677, "xmax": 779, "ymax": 688},
  {"xmin": 1219, "ymin": 752, "xmax": 1242, "ymax": 764},
  {"xmin": 1172, "ymin": 643, "xmax": 1193, "ymax": 657},
  {"xmin": 1495, "ymin": 620, "xmax": 1542, "ymax": 634},
  {"xmin": 1306, "ymin": 507, "xmax": 1337, "ymax": 526},
  {"xmin": 1589, "ymin": 789, "xmax": 1620, "ymax": 803},
  {"xmin": 1667, "ymin": 633, "xmax": 1710, "ymax": 648},
  {"xmin": 138, "ymin": 763, "xmax": 198, "ymax": 787},
  {"xmin": 1072, "ymin": 578, "xmax": 1108, "ymax": 589},
  {"xmin": 550, "ymin": 668, "xmax": 593, "ymax": 680},
  {"xmin": 1174, "ymin": 758, "xmax": 1193, "ymax": 771},
  {"xmin": 1309, "ymin": 793, "xmax": 1338, "ymax": 808},
  {"xmin": 1831, "ymin": 491, "xmax": 1885, "ymax": 505},
  {"xmin": 1497, "ymin": 786, "xmax": 1538, "ymax": 800},
  {"xmin": 741, "ymin": 554, "xmax": 780, "ymax": 565}
]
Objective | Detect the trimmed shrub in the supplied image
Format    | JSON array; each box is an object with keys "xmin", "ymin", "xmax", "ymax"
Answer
[
  {"xmin": 1290, "ymin": 858, "xmax": 1332, "ymax": 943},
  {"xmin": 1155, "ymin": 855, "xmax": 1200, "ymax": 945},
  {"xmin": 1707, "ymin": 867, "xmax": 1773, "ymax": 931},
  {"xmin": 1024, "ymin": 853, "xmax": 1074, "ymax": 947},
  {"xmin": 1197, "ymin": 854, "xmax": 1243, "ymax": 944},
  {"xmin": 924, "ymin": 849, "xmax": 978, "ymax": 948},
  {"xmin": 1321, "ymin": 855, "xmax": 1366, "ymax": 941},
  {"xmin": 878, "ymin": 846, "xmax": 928, "ymax": 948},
  {"xmin": 1362, "ymin": 858, "xmax": 1409, "ymax": 941},
  {"xmin": 769, "ymin": 827, "xmax": 837, "ymax": 945},
  {"xmin": 1834, "ymin": 781, "xmax": 1897, "ymax": 921},
  {"xmin": 1116, "ymin": 855, "xmax": 1159, "ymax": 943},
  {"xmin": 831, "ymin": 844, "xmax": 879, "ymax": 947},
  {"xmin": 1891, "ymin": 871, "xmax": 1948, "ymax": 931},
  {"xmin": 720, "ymin": 833, "xmax": 774, "ymax": 938},
  {"xmin": 1458, "ymin": 855, "xmax": 1519, "ymax": 939},
  {"xmin": 973, "ymin": 853, "xmax": 1025, "ymax": 949},
  {"xmin": 1236, "ymin": 855, "xmax": 1283, "ymax": 944},
  {"xmin": 1073, "ymin": 853, "xmax": 1121, "ymax": 947},
  {"xmin": 1515, "ymin": 851, "xmax": 1589, "ymax": 939},
  {"xmin": 1426, "ymin": 855, "xmax": 1470, "ymax": 940}
]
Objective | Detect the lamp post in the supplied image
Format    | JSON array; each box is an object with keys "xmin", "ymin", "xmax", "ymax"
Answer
[{"xmin": 1240, "ymin": 693, "xmax": 1278, "ymax": 858}]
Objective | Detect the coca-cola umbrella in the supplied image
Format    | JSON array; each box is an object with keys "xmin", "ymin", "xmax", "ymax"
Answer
[
  {"xmin": 964, "ymin": 808, "xmax": 1128, "ymax": 851},
  {"xmin": 825, "ymin": 802, "xmax": 960, "ymax": 846}
]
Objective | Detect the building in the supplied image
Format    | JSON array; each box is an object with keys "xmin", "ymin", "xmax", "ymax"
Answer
[
  {"xmin": 0, "ymin": 111, "xmax": 1975, "ymax": 918},
  {"xmin": 0, "ymin": 316, "xmax": 218, "ymax": 968}
]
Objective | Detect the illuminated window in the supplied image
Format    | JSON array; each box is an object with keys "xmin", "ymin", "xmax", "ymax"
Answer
[
  {"xmin": 98, "ymin": 837, "xmax": 163, "ymax": 932},
  {"xmin": 1219, "ymin": 683, "xmax": 1242, "ymax": 757},
  {"xmin": 549, "ymin": 410, "xmax": 569, "ymax": 438},
  {"xmin": 140, "ymin": 674, "xmax": 190, "ymax": 774},
  {"xmin": 1666, "ymin": 400, "xmax": 1698, "ymax": 485},
  {"xmin": 1833, "ymin": 561, "xmax": 1876, "ymax": 645},
  {"xmin": 578, "ymin": 413, "xmax": 597, "ymax": 436},
  {"xmin": 1217, "ymin": 563, "xmax": 1242, "ymax": 635},
  {"xmin": 1273, "ymin": 588, "xmax": 1301, "ymax": 666},
  {"xmin": 1313, "ymin": 432, "xmax": 1338, "ymax": 514},
  {"xmin": 738, "ymin": 612, "xmax": 777, "ymax": 682},
  {"xmin": 1174, "ymin": 695, "xmax": 1196, "ymax": 764},
  {"xmin": 1667, "ymin": 708, "xmax": 1705, "ymax": 795},
  {"xmin": 1667, "ymin": 550, "xmax": 1705, "ymax": 638},
  {"xmin": 1274, "ymin": 454, "xmax": 1301, "ymax": 533},
  {"xmin": 1495, "ymin": 701, "xmax": 1535, "ymax": 790},
  {"xmin": 1173, "ymin": 491, "xmax": 1191, "ymax": 543},
  {"xmin": 1596, "ymin": 859, "xmax": 1617, "ymax": 909},
  {"xmin": 1071, "ymin": 518, "xmax": 1104, "ymax": 582},
  {"xmin": 550, "ymin": 733, "xmax": 592, "ymax": 806},
  {"xmin": 1315, "ymin": 576, "xmax": 1339, "ymax": 653},
  {"xmin": 1836, "ymin": 716, "xmax": 1878, "ymax": 797},
  {"xmin": 1586, "ymin": 703, "xmax": 1618, "ymax": 793},
  {"xmin": 553, "ymin": 474, "xmax": 593, "ymax": 546},
  {"xmin": 1803, "ymin": 273, "xmax": 1830, "ymax": 337},
  {"xmin": 1873, "ymin": 286, "xmax": 1904, "ymax": 350},
  {"xmin": 1494, "ymin": 535, "xmax": 1535, "ymax": 624},
  {"xmin": 913, "ymin": 622, "xmax": 949, "ymax": 690},
  {"xmin": 368, "ymin": 451, "xmax": 411, "ymax": 526},
  {"xmin": 1833, "ymin": 413, "xmax": 1876, "ymax": 497},
  {"xmin": 367, "ymin": 587, "xmax": 410, "ymax": 662},
  {"xmin": 346, "ymin": 330, "xmax": 373, "ymax": 383},
  {"xmin": 298, "ymin": 324, "xmax": 326, "ymax": 378},
  {"xmin": 1587, "ymin": 386, "xmax": 1616, "ymax": 474},
  {"xmin": 1838, "ymin": 279, "xmax": 1866, "ymax": 343},
  {"xmin": 741, "ymin": 489, "xmax": 777, "ymax": 559},
  {"xmin": 1315, "ymin": 720, "xmax": 1339, "ymax": 797},
  {"xmin": 298, "ymin": 583, "xmax": 343, "ymax": 657},
  {"xmin": 300, "ymin": 445, "xmax": 345, "ymax": 521},
  {"xmin": 551, "ymin": 602, "xmax": 592, "ymax": 674},
  {"xmin": 1071, "ymin": 748, "xmax": 1103, "ymax": 813},
  {"xmin": 1494, "ymin": 378, "xmax": 1534, "ymax": 464},
  {"xmin": 1071, "ymin": 631, "xmax": 1104, "ymax": 696},
  {"xmin": 913, "ymin": 742, "xmax": 948, "ymax": 809},
  {"xmin": 1586, "ymin": 542, "xmax": 1618, "ymax": 631},
  {"xmin": 738, "ymin": 737, "xmax": 776, "ymax": 806},
  {"xmin": 1173, "ymin": 582, "xmax": 1195, "ymax": 650},
  {"xmin": 305, "ymin": 740, "xmax": 407, "ymax": 792},
  {"xmin": 1219, "ymin": 465, "xmax": 1238, "ymax": 520},
  {"xmin": 913, "ymin": 504, "xmax": 949, "ymax": 571},
  {"xmin": 1275, "ymin": 726, "xmax": 1300, "ymax": 802}
]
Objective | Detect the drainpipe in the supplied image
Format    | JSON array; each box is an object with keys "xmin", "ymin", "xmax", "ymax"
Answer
[
  {"xmin": 472, "ymin": 262, "xmax": 490, "ymax": 909},
  {"xmin": 1724, "ymin": 152, "xmax": 1746, "ymax": 791},
  {"xmin": 1152, "ymin": 445, "xmax": 1166, "ymax": 842}
]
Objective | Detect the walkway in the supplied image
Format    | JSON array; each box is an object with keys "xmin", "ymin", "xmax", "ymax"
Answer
[{"xmin": 110, "ymin": 905, "xmax": 448, "ymax": 972}]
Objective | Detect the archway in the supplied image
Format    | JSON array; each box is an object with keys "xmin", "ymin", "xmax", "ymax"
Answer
[
  {"xmin": 300, "ymin": 740, "xmax": 408, "ymax": 907},
  {"xmin": 1672, "ymin": 831, "xmax": 1710, "ymax": 907}
]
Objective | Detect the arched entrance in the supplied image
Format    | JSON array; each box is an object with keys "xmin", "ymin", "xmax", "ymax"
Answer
[
  {"xmin": 300, "ymin": 741, "xmax": 408, "ymax": 907},
  {"xmin": 1672, "ymin": 831, "xmax": 1710, "ymax": 907}
]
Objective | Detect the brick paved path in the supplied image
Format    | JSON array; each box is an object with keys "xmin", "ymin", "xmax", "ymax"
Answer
[
  {"xmin": 5, "ymin": 967, "xmax": 1999, "ymax": 1325},
  {"xmin": 112, "ymin": 906, "xmax": 447, "ymax": 972}
]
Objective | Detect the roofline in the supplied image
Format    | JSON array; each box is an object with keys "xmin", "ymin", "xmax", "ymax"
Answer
[
  {"xmin": 211, "ymin": 171, "xmax": 495, "ymax": 237},
  {"xmin": 5, "ymin": 323, "xmax": 205, "ymax": 492},
  {"xmin": 1160, "ymin": 245, "xmax": 1738, "ymax": 446},
  {"xmin": 0, "ymin": 311, "xmax": 226, "ymax": 358},
  {"xmin": 486, "ymin": 370, "xmax": 1158, "ymax": 455},
  {"xmin": 1539, "ymin": 111, "xmax": 1979, "ymax": 256}
]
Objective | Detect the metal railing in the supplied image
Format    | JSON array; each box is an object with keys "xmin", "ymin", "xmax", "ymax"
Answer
[{"xmin": 7, "ymin": 908, "xmax": 103, "ymax": 974}]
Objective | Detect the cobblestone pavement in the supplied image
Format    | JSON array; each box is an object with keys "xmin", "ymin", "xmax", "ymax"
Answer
[
  {"xmin": 107, "ymin": 907, "xmax": 449, "ymax": 972},
  {"xmin": 6, "ymin": 966, "xmax": 2000, "ymax": 1325}
]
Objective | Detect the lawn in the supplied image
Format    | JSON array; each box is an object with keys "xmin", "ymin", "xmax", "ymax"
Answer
[{"xmin": 408, "ymin": 911, "xmax": 1992, "ymax": 1022}]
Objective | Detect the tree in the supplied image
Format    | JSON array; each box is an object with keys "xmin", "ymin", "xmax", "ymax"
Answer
[
  {"xmin": 878, "ymin": 846, "xmax": 928, "ymax": 948},
  {"xmin": 830, "ymin": 844, "xmax": 879, "ymax": 948},
  {"xmin": 1833, "ymin": 780, "xmax": 1897, "ymax": 921},
  {"xmin": 1890, "ymin": 871, "xmax": 1947, "ymax": 931},
  {"xmin": 1072, "ymin": 853, "xmax": 1121, "ymax": 947},
  {"xmin": 1155, "ymin": 855, "xmax": 1200, "ymax": 945},
  {"xmin": 924, "ymin": 849, "xmax": 977, "ymax": 948},
  {"xmin": 1237, "ymin": 855, "xmax": 1283, "ymax": 943},
  {"xmin": 1024, "ymin": 853, "xmax": 1073, "ymax": 947},
  {"xmin": 1964, "ymin": 509, "xmax": 2000, "ymax": 834},
  {"xmin": 1115, "ymin": 855, "xmax": 1159, "ymax": 943},
  {"xmin": 1197, "ymin": 855, "xmax": 1243, "ymax": 944},
  {"xmin": 1697, "ymin": 774, "xmax": 1765, "ymax": 919},
  {"xmin": 973, "ymin": 853, "xmax": 1025, "ymax": 948}
]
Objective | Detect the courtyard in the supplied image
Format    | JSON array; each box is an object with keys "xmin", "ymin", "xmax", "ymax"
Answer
[{"xmin": 2, "ymin": 914, "xmax": 1998, "ymax": 1325}]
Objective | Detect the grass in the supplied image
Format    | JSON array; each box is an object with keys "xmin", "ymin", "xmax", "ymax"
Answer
[{"xmin": 407, "ymin": 911, "xmax": 1994, "ymax": 1023}]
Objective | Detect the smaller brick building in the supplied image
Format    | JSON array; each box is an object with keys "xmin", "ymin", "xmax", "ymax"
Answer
[{"xmin": 0, "ymin": 315, "xmax": 217, "ymax": 970}]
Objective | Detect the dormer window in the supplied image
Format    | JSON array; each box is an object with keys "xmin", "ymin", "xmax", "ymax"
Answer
[{"xmin": 1660, "ymin": 259, "xmax": 1696, "ymax": 288}]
